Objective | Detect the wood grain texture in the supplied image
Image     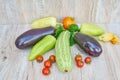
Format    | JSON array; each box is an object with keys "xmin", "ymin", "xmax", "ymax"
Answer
[
  {"xmin": 0, "ymin": 0, "xmax": 120, "ymax": 24},
  {"xmin": 0, "ymin": 24, "xmax": 120, "ymax": 80},
  {"xmin": 0, "ymin": 0, "xmax": 120, "ymax": 80}
]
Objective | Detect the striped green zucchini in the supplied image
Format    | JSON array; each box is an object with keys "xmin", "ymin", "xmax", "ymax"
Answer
[{"xmin": 55, "ymin": 31, "xmax": 73, "ymax": 72}]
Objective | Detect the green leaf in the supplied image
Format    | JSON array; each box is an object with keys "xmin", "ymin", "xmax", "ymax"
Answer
[
  {"xmin": 69, "ymin": 32, "xmax": 75, "ymax": 46},
  {"xmin": 55, "ymin": 24, "xmax": 65, "ymax": 39},
  {"xmin": 68, "ymin": 24, "xmax": 80, "ymax": 32}
]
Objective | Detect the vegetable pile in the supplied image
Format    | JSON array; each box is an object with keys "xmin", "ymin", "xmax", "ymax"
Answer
[{"xmin": 15, "ymin": 16, "xmax": 120, "ymax": 75}]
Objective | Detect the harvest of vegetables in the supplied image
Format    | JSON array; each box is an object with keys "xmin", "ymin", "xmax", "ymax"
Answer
[{"xmin": 15, "ymin": 16, "xmax": 120, "ymax": 75}]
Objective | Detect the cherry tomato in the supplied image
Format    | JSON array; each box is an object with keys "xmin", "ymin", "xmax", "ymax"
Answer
[
  {"xmin": 44, "ymin": 60, "xmax": 52, "ymax": 68},
  {"xmin": 42, "ymin": 67, "xmax": 50, "ymax": 75},
  {"xmin": 76, "ymin": 60, "xmax": 84, "ymax": 68},
  {"xmin": 36, "ymin": 55, "xmax": 43, "ymax": 63},
  {"xmin": 62, "ymin": 16, "xmax": 76, "ymax": 29},
  {"xmin": 84, "ymin": 57, "xmax": 92, "ymax": 64},
  {"xmin": 49, "ymin": 55, "xmax": 56, "ymax": 63},
  {"xmin": 75, "ymin": 55, "xmax": 82, "ymax": 62}
]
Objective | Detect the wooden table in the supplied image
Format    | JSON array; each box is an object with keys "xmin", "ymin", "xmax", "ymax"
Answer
[{"xmin": 0, "ymin": 0, "xmax": 120, "ymax": 80}]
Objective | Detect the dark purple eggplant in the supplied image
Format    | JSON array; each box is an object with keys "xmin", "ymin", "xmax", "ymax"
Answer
[
  {"xmin": 74, "ymin": 32, "xmax": 102, "ymax": 57},
  {"xmin": 15, "ymin": 27, "xmax": 55, "ymax": 49}
]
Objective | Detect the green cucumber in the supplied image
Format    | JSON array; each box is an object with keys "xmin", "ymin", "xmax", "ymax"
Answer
[
  {"xmin": 28, "ymin": 35, "xmax": 56, "ymax": 61},
  {"xmin": 55, "ymin": 31, "xmax": 73, "ymax": 72}
]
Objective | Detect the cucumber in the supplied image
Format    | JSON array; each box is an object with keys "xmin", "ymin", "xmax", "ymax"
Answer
[
  {"xmin": 55, "ymin": 31, "xmax": 73, "ymax": 72},
  {"xmin": 28, "ymin": 35, "xmax": 56, "ymax": 61},
  {"xmin": 31, "ymin": 17, "xmax": 57, "ymax": 28}
]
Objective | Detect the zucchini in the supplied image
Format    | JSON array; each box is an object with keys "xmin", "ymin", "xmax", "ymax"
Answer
[
  {"xmin": 80, "ymin": 23, "xmax": 105, "ymax": 36},
  {"xmin": 31, "ymin": 17, "xmax": 57, "ymax": 28},
  {"xmin": 55, "ymin": 31, "xmax": 73, "ymax": 72},
  {"xmin": 28, "ymin": 35, "xmax": 56, "ymax": 61}
]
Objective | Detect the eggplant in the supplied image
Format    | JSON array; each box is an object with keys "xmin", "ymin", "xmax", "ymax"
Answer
[
  {"xmin": 74, "ymin": 32, "xmax": 102, "ymax": 57},
  {"xmin": 15, "ymin": 27, "xmax": 55, "ymax": 49}
]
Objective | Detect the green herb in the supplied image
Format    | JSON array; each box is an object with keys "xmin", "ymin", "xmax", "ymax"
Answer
[
  {"xmin": 69, "ymin": 32, "xmax": 75, "ymax": 46},
  {"xmin": 55, "ymin": 25, "xmax": 65, "ymax": 39},
  {"xmin": 68, "ymin": 24, "xmax": 79, "ymax": 32}
]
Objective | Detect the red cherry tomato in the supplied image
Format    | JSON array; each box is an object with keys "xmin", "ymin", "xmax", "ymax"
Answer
[
  {"xmin": 36, "ymin": 55, "xmax": 43, "ymax": 63},
  {"xmin": 76, "ymin": 60, "xmax": 84, "ymax": 68},
  {"xmin": 44, "ymin": 60, "xmax": 52, "ymax": 68},
  {"xmin": 42, "ymin": 67, "xmax": 50, "ymax": 75},
  {"xmin": 75, "ymin": 55, "xmax": 82, "ymax": 62},
  {"xmin": 84, "ymin": 57, "xmax": 92, "ymax": 64},
  {"xmin": 49, "ymin": 55, "xmax": 56, "ymax": 63}
]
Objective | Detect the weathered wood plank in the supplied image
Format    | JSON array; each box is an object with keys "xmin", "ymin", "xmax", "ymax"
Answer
[{"xmin": 0, "ymin": 0, "xmax": 120, "ymax": 24}]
